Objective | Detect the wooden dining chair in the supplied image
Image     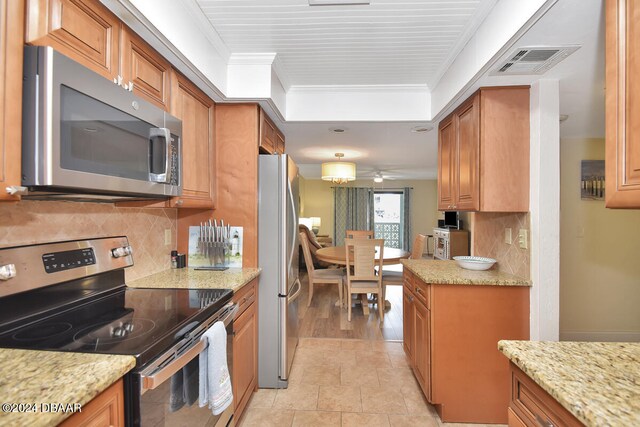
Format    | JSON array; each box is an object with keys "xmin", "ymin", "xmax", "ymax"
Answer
[
  {"xmin": 300, "ymin": 232, "xmax": 345, "ymax": 307},
  {"xmin": 345, "ymin": 230, "xmax": 374, "ymax": 239},
  {"xmin": 382, "ymin": 234, "xmax": 427, "ymax": 288},
  {"xmin": 344, "ymin": 238, "xmax": 385, "ymax": 322}
]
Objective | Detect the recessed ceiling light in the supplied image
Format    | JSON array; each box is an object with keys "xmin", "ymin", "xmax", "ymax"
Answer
[
  {"xmin": 411, "ymin": 125, "xmax": 434, "ymax": 133},
  {"xmin": 309, "ymin": 0, "xmax": 370, "ymax": 5},
  {"xmin": 329, "ymin": 127, "xmax": 348, "ymax": 133}
]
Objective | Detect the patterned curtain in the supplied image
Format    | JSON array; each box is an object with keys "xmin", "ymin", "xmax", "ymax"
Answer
[
  {"xmin": 402, "ymin": 187, "xmax": 412, "ymax": 251},
  {"xmin": 333, "ymin": 187, "xmax": 374, "ymax": 246}
]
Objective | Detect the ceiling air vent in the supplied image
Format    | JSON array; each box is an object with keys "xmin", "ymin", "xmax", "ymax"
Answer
[{"xmin": 490, "ymin": 46, "xmax": 580, "ymax": 76}]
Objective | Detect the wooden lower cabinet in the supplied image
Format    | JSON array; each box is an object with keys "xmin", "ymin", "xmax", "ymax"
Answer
[
  {"xmin": 402, "ymin": 286, "xmax": 414, "ymax": 361},
  {"xmin": 413, "ymin": 297, "xmax": 431, "ymax": 401},
  {"xmin": 403, "ymin": 269, "xmax": 529, "ymax": 424},
  {"xmin": 232, "ymin": 279, "xmax": 258, "ymax": 422},
  {"xmin": 60, "ymin": 378, "xmax": 124, "ymax": 427},
  {"xmin": 508, "ymin": 363, "xmax": 584, "ymax": 427}
]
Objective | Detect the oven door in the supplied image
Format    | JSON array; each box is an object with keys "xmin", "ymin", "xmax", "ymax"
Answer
[{"xmin": 129, "ymin": 303, "xmax": 237, "ymax": 427}]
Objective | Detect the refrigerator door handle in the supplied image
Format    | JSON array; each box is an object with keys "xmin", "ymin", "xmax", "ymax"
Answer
[
  {"xmin": 288, "ymin": 278, "xmax": 302, "ymax": 303},
  {"xmin": 286, "ymin": 174, "xmax": 298, "ymax": 278}
]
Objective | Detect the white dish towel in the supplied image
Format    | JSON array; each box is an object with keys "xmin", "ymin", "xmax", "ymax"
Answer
[{"xmin": 198, "ymin": 321, "xmax": 233, "ymax": 415}]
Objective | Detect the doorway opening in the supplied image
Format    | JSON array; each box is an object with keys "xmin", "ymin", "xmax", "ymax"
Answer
[{"xmin": 373, "ymin": 191, "xmax": 405, "ymax": 249}]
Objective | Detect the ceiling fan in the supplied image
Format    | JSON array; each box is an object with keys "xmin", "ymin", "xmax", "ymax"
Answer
[{"xmin": 358, "ymin": 166, "xmax": 405, "ymax": 182}]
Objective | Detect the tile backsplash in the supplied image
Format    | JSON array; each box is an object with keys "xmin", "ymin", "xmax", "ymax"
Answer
[
  {"xmin": 0, "ymin": 201, "xmax": 176, "ymax": 281},
  {"xmin": 469, "ymin": 212, "xmax": 530, "ymax": 279}
]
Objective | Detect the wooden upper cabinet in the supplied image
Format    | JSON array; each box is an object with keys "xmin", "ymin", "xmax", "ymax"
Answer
[
  {"xmin": 437, "ymin": 87, "xmax": 529, "ymax": 212},
  {"xmin": 26, "ymin": 0, "xmax": 172, "ymax": 111},
  {"xmin": 26, "ymin": 0, "xmax": 120, "ymax": 81},
  {"xmin": 259, "ymin": 108, "xmax": 284, "ymax": 154},
  {"xmin": 455, "ymin": 96, "xmax": 480, "ymax": 211},
  {"xmin": 120, "ymin": 28, "xmax": 171, "ymax": 110},
  {"xmin": 169, "ymin": 70, "xmax": 215, "ymax": 208},
  {"xmin": 0, "ymin": 0, "xmax": 24, "ymax": 201},
  {"xmin": 437, "ymin": 116, "xmax": 456, "ymax": 210},
  {"xmin": 605, "ymin": 0, "xmax": 640, "ymax": 208}
]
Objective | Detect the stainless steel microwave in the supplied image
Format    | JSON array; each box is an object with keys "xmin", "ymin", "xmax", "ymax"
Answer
[{"xmin": 20, "ymin": 46, "xmax": 182, "ymax": 201}]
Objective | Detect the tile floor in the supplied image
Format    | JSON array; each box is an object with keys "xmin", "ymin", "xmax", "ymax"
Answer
[{"xmin": 238, "ymin": 338, "xmax": 505, "ymax": 427}]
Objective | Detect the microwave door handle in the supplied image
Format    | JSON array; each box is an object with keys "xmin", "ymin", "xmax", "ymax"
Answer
[{"xmin": 148, "ymin": 127, "xmax": 172, "ymax": 183}]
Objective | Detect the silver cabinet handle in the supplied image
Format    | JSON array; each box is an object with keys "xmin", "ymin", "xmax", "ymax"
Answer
[{"xmin": 534, "ymin": 414, "xmax": 555, "ymax": 427}]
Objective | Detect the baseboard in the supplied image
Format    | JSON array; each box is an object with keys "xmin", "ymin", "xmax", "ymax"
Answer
[{"xmin": 560, "ymin": 330, "xmax": 640, "ymax": 342}]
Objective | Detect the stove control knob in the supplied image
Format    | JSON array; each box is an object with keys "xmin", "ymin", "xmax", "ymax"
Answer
[
  {"xmin": 0, "ymin": 264, "xmax": 16, "ymax": 281},
  {"xmin": 112, "ymin": 326, "xmax": 126, "ymax": 338},
  {"xmin": 111, "ymin": 245, "xmax": 133, "ymax": 258}
]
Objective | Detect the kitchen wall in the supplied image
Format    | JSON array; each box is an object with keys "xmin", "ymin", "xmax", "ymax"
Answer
[
  {"xmin": 299, "ymin": 178, "xmax": 439, "ymax": 253},
  {"xmin": 560, "ymin": 138, "xmax": 640, "ymax": 341},
  {"xmin": 0, "ymin": 201, "xmax": 176, "ymax": 281},
  {"xmin": 463, "ymin": 212, "xmax": 531, "ymax": 280}
]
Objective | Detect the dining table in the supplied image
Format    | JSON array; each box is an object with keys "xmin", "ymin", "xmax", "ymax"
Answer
[{"xmin": 315, "ymin": 245, "xmax": 410, "ymax": 314}]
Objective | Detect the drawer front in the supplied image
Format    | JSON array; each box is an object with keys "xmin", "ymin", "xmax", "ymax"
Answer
[
  {"xmin": 234, "ymin": 279, "xmax": 257, "ymax": 317},
  {"xmin": 511, "ymin": 365, "xmax": 583, "ymax": 427},
  {"xmin": 413, "ymin": 279, "xmax": 430, "ymax": 309}
]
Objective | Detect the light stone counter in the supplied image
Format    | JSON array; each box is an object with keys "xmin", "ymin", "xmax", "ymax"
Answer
[
  {"xmin": 499, "ymin": 340, "xmax": 640, "ymax": 427},
  {"xmin": 401, "ymin": 259, "xmax": 531, "ymax": 286},
  {"xmin": 127, "ymin": 267, "xmax": 261, "ymax": 293},
  {"xmin": 0, "ymin": 349, "xmax": 135, "ymax": 427}
]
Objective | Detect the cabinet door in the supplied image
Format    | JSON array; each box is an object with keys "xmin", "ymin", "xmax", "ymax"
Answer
[
  {"xmin": 403, "ymin": 285, "xmax": 415, "ymax": 363},
  {"xmin": 0, "ymin": 0, "xmax": 24, "ymax": 201},
  {"xmin": 455, "ymin": 95, "xmax": 480, "ymax": 211},
  {"xmin": 26, "ymin": 0, "xmax": 120, "ymax": 81},
  {"xmin": 606, "ymin": 0, "xmax": 640, "ymax": 207},
  {"xmin": 413, "ymin": 300, "xmax": 431, "ymax": 402},
  {"xmin": 59, "ymin": 378, "xmax": 124, "ymax": 427},
  {"xmin": 120, "ymin": 27, "xmax": 171, "ymax": 111},
  {"xmin": 232, "ymin": 301, "xmax": 257, "ymax": 421},
  {"xmin": 438, "ymin": 115, "xmax": 456, "ymax": 210},
  {"xmin": 170, "ymin": 71, "xmax": 215, "ymax": 208},
  {"xmin": 259, "ymin": 109, "xmax": 276, "ymax": 154},
  {"xmin": 275, "ymin": 131, "xmax": 285, "ymax": 154}
]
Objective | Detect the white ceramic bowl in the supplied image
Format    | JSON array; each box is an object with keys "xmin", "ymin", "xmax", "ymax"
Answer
[{"xmin": 453, "ymin": 256, "xmax": 497, "ymax": 271}]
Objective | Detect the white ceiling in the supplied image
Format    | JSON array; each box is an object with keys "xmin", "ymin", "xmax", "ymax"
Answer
[
  {"xmin": 182, "ymin": 0, "xmax": 605, "ymax": 181},
  {"xmin": 196, "ymin": 0, "xmax": 497, "ymax": 87},
  {"xmin": 286, "ymin": 0, "xmax": 605, "ymax": 180}
]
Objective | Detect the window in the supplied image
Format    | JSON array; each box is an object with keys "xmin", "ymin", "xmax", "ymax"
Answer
[{"xmin": 374, "ymin": 191, "xmax": 404, "ymax": 248}]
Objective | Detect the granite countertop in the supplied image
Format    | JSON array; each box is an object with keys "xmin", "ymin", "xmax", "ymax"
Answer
[
  {"xmin": 499, "ymin": 340, "xmax": 640, "ymax": 427},
  {"xmin": 127, "ymin": 267, "xmax": 261, "ymax": 293},
  {"xmin": 0, "ymin": 349, "xmax": 135, "ymax": 427},
  {"xmin": 401, "ymin": 259, "xmax": 531, "ymax": 286}
]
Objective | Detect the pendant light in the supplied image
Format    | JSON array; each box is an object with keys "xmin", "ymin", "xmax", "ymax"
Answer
[{"xmin": 321, "ymin": 153, "xmax": 356, "ymax": 184}]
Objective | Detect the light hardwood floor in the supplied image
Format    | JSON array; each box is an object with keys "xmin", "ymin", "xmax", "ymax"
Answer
[{"xmin": 298, "ymin": 271, "xmax": 404, "ymax": 341}]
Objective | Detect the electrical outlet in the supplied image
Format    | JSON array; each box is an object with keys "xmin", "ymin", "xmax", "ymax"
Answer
[
  {"xmin": 518, "ymin": 229, "xmax": 528, "ymax": 249},
  {"xmin": 504, "ymin": 228, "xmax": 512, "ymax": 244},
  {"xmin": 164, "ymin": 229, "xmax": 172, "ymax": 246}
]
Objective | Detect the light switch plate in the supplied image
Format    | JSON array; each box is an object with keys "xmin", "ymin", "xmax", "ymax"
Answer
[
  {"xmin": 518, "ymin": 229, "xmax": 528, "ymax": 249},
  {"xmin": 165, "ymin": 229, "xmax": 172, "ymax": 246},
  {"xmin": 504, "ymin": 228, "xmax": 512, "ymax": 244}
]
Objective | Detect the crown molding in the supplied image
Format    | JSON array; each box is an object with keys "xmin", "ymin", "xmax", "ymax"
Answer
[
  {"xmin": 288, "ymin": 84, "xmax": 429, "ymax": 94},
  {"xmin": 181, "ymin": 0, "xmax": 231, "ymax": 61},
  {"xmin": 227, "ymin": 53, "xmax": 278, "ymax": 65}
]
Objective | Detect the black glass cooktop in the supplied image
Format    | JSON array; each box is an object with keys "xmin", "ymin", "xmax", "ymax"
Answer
[{"xmin": 0, "ymin": 286, "xmax": 232, "ymax": 367}]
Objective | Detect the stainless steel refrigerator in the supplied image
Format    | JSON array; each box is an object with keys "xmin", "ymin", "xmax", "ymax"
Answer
[{"xmin": 258, "ymin": 154, "xmax": 301, "ymax": 388}]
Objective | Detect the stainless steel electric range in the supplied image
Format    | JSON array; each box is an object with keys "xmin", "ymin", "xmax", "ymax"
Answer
[{"xmin": 0, "ymin": 236, "xmax": 237, "ymax": 426}]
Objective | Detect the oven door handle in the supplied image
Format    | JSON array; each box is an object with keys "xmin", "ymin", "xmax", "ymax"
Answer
[{"xmin": 141, "ymin": 302, "xmax": 238, "ymax": 392}]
